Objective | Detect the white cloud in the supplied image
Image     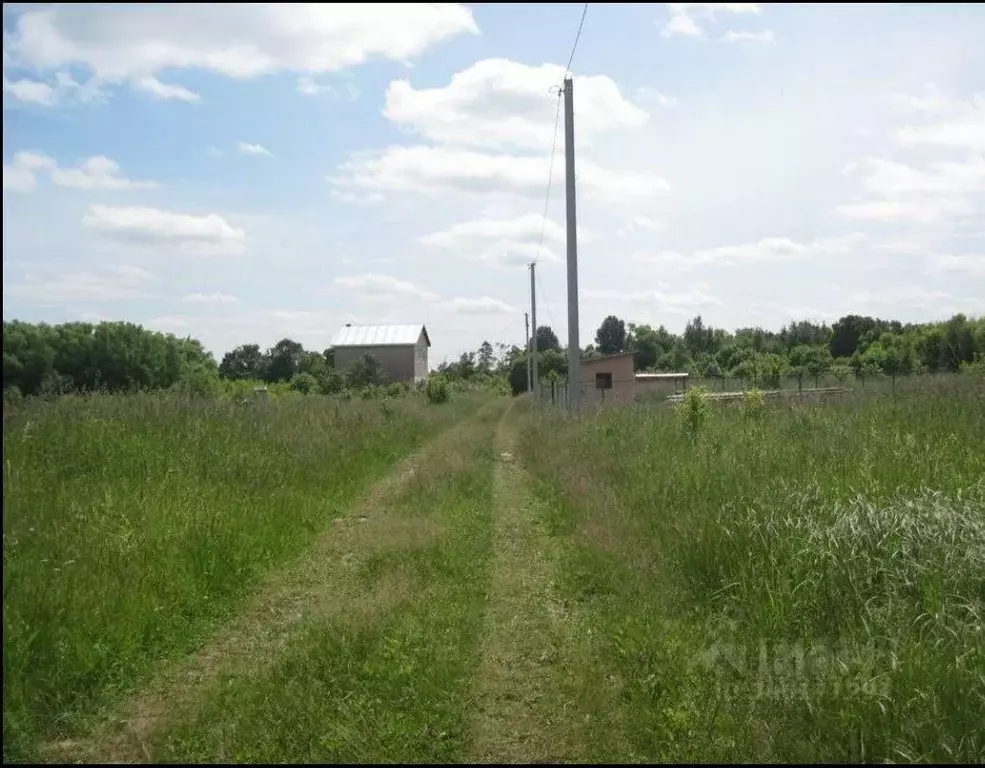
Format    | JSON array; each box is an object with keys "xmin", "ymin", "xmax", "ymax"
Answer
[
  {"xmin": 237, "ymin": 141, "xmax": 274, "ymax": 158},
  {"xmin": 582, "ymin": 286, "xmax": 723, "ymax": 309},
  {"xmin": 332, "ymin": 144, "xmax": 670, "ymax": 203},
  {"xmin": 146, "ymin": 315, "xmax": 192, "ymax": 332},
  {"xmin": 661, "ymin": 3, "xmax": 762, "ymax": 38},
  {"xmin": 2, "ymin": 70, "xmax": 107, "ymax": 107},
  {"xmin": 838, "ymin": 94, "xmax": 985, "ymax": 226},
  {"xmin": 834, "ymin": 198, "xmax": 975, "ymax": 224},
  {"xmin": 663, "ymin": 13, "xmax": 705, "ymax": 38},
  {"xmin": 848, "ymin": 286, "xmax": 957, "ymax": 309},
  {"xmin": 4, "ymin": 4, "xmax": 478, "ymax": 102},
  {"xmin": 2, "ymin": 76, "xmax": 57, "ymax": 105},
  {"xmin": 297, "ymin": 76, "xmax": 332, "ymax": 96},
  {"xmin": 330, "ymin": 190, "xmax": 385, "ymax": 204},
  {"xmin": 618, "ymin": 215, "xmax": 667, "ymax": 236},
  {"xmin": 332, "ymin": 273, "xmax": 439, "ymax": 303},
  {"xmin": 420, "ymin": 214, "xmax": 565, "ymax": 266},
  {"xmin": 897, "ymin": 94, "xmax": 985, "ymax": 151},
  {"xmin": 133, "ymin": 76, "xmax": 200, "ymax": 102},
  {"xmin": 2, "ymin": 151, "xmax": 55, "ymax": 191},
  {"xmin": 385, "ymin": 58, "xmax": 648, "ymax": 150},
  {"xmin": 3, "ymin": 151, "xmax": 155, "ymax": 192},
  {"xmin": 635, "ymin": 234, "xmax": 867, "ymax": 268},
  {"xmin": 722, "ymin": 29, "xmax": 774, "ymax": 43},
  {"xmin": 925, "ymin": 253, "xmax": 985, "ymax": 277},
  {"xmin": 637, "ymin": 87, "xmax": 679, "ymax": 107},
  {"xmin": 51, "ymin": 155, "xmax": 158, "ymax": 190},
  {"xmin": 693, "ymin": 236, "xmax": 808, "ymax": 265},
  {"xmin": 4, "ymin": 264, "xmax": 158, "ymax": 303},
  {"xmin": 183, "ymin": 292, "xmax": 240, "ymax": 304},
  {"xmin": 82, "ymin": 204, "xmax": 246, "ymax": 254},
  {"xmin": 448, "ymin": 297, "xmax": 517, "ymax": 314},
  {"xmin": 845, "ymin": 155, "xmax": 985, "ymax": 196}
]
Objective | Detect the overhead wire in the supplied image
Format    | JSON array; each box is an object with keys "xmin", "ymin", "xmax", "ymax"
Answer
[
  {"xmin": 564, "ymin": 3, "xmax": 590, "ymax": 78},
  {"xmin": 533, "ymin": 3, "xmax": 589, "ymax": 269},
  {"xmin": 530, "ymin": 2, "xmax": 589, "ymax": 339}
]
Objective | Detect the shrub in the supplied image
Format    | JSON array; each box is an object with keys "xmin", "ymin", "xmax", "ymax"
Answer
[
  {"xmin": 677, "ymin": 385, "xmax": 711, "ymax": 437},
  {"xmin": 289, "ymin": 372, "xmax": 318, "ymax": 395},
  {"xmin": 385, "ymin": 381, "xmax": 407, "ymax": 399},
  {"xmin": 171, "ymin": 365, "xmax": 221, "ymax": 397},
  {"xmin": 740, "ymin": 387, "xmax": 766, "ymax": 419},
  {"xmin": 425, "ymin": 374, "xmax": 451, "ymax": 404},
  {"xmin": 319, "ymin": 370, "xmax": 345, "ymax": 395}
]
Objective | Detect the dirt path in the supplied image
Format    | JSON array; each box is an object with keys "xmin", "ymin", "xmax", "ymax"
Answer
[
  {"xmin": 43, "ymin": 408, "xmax": 501, "ymax": 765},
  {"xmin": 467, "ymin": 403, "xmax": 577, "ymax": 764}
]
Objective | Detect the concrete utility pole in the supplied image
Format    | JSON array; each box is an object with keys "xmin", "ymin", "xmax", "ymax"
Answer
[
  {"xmin": 524, "ymin": 312, "xmax": 532, "ymax": 392},
  {"xmin": 563, "ymin": 75, "xmax": 581, "ymax": 412},
  {"xmin": 529, "ymin": 261, "xmax": 539, "ymax": 401}
]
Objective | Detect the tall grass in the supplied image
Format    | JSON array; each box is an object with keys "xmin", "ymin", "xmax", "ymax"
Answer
[
  {"xmin": 2, "ymin": 391, "xmax": 483, "ymax": 762},
  {"xmin": 517, "ymin": 376, "xmax": 985, "ymax": 762},
  {"xmin": 151, "ymin": 402, "xmax": 505, "ymax": 763}
]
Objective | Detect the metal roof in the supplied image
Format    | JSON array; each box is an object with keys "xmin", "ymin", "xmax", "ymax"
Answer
[
  {"xmin": 636, "ymin": 372, "xmax": 689, "ymax": 379},
  {"xmin": 330, "ymin": 324, "xmax": 430, "ymax": 348}
]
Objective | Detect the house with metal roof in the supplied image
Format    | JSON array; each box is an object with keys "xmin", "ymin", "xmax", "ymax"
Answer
[{"xmin": 330, "ymin": 324, "xmax": 431, "ymax": 384}]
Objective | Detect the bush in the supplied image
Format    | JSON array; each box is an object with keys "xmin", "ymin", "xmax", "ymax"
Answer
[
  {"xmin": 319, "ymin": 370, "xmax": 345, "ymax": 395},
  {"xmin": 385, "ymin": 381, "xmax": 408, "ymax": 399},
  {"xmin": 171, "ymin": 365, "xmax": 221, "ymax": 397},
  {"xmin": 289, "ymin": 372, "xmax": 318, "ymax": 395},
  {"xmin": 677, "ymin": 385, "xmax": 711, "ymax": 437},
  {"xmin": 740, "ymin": 387, "xmax": 766, "ymax": 419},
  {"xmin": 425, "ymin": 374, "xmax": 451, "ymax": 404}
]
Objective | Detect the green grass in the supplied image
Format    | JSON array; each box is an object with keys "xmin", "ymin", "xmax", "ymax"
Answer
[
  {"xmin": 2, "ymin": 391, "xmax": 485, "ymax": 762},
  {"xmin": 516, "ymin": 376, "xmax": 985, "ymax": 763},
  {"xmin": 7, "ymin": 376, "xmax": 985, "ymax": 763},
  {"xmin": 150, "ymin": 403, "xmax": 504, "ymax": 763}
]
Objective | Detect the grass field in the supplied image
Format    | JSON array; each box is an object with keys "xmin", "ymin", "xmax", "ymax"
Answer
[
  {"xmin": 2, "ymin": 391, "xmax": 486, "ymax": 762},
  {"xmin": 4, "ymin": 379, "xmax": 984, "ymax": 763}
]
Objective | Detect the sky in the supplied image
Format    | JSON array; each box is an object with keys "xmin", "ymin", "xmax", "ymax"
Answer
[{"xmin": 3, "ymin": 3, "xmax": 984, "ymax": 367}]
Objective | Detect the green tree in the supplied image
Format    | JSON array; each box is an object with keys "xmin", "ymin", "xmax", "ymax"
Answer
[
  {"xmin": 789, "ymin": 344, "xmax": 833, "ymax": 387},
  {"xmin": 535, "ymin": 325, "xmax": 560, "ymax": 352},
  {"xmin": 477, "ymin": 340, "xmax": 495, "ymax": 372},
  {"xmin": 594, "ymin": 315, "xmax": 627, "ymax": 355},
  {"xmin": 219, "ymin": 344, "xmax": 266, "ymax": 380},
  {"xmin": 264, "ymin": 338, "xmax": 305, "ymax": 383}
]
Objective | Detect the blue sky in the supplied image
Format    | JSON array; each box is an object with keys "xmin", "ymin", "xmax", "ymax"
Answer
[{"xmin": 3, "ymin": 3, "xmax": 984, "ymax": 366}]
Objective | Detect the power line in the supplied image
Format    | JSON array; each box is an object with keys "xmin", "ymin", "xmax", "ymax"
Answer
[
  {"xmin": 564, "ymin": 3, "xmax": 590, "ymax": 78},
  {"xmin": 536, "ymin": 267, "xmax": 558, "ymax": 332},
  {"xmin": 533, "ymin": 92, "xmax": 562, "ymax": 267},
  {"xmin": 533, "ymin": 3, "xmax": 589, "ymax": 267}
]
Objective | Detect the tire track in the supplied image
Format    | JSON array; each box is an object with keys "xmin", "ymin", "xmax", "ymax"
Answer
[
  {"xmin": 468, "ymin": 403, "xmax": 577, "ymax": 764},
  {"xmin": 43, "ymin": 404, "xmax": 503, "ymax": 764}
]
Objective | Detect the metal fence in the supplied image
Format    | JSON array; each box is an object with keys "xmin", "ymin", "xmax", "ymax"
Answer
[{"xmin": 531, "ymin": 369, "xmax": 952, "ymax": 412}]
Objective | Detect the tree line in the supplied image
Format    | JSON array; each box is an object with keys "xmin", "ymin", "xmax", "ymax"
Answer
[
  {"xmin": 2, "ymin": 322, "xmax": 407, "ymax": 399},
  {"xmin": 439, "ymin": 312, "xmax": 985, "ymax": 395},
  {"xmin": 4, "ymin": 312, "xmax": 983, "ymax": 400}
]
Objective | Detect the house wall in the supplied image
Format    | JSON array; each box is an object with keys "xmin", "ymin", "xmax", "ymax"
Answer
[
  {"xmin": 334, "ymin": 345, "xmax": 416, "ymax": 383},
  {"xmin": 578, "ymin": 354, "xmax": 636, "ymax": 407}
]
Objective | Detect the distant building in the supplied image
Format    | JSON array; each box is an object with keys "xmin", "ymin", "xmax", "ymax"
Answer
[
  {"xmin": 330, "ymin": 324, "xmax": 431, "ymax": 384},
  {"xmin": 578, "ymin": 352, "xmax": 636, "ymax": 407},
  {"xmin": 635, "ymin": 371, "xmax": 689, "ymax": 397}
]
